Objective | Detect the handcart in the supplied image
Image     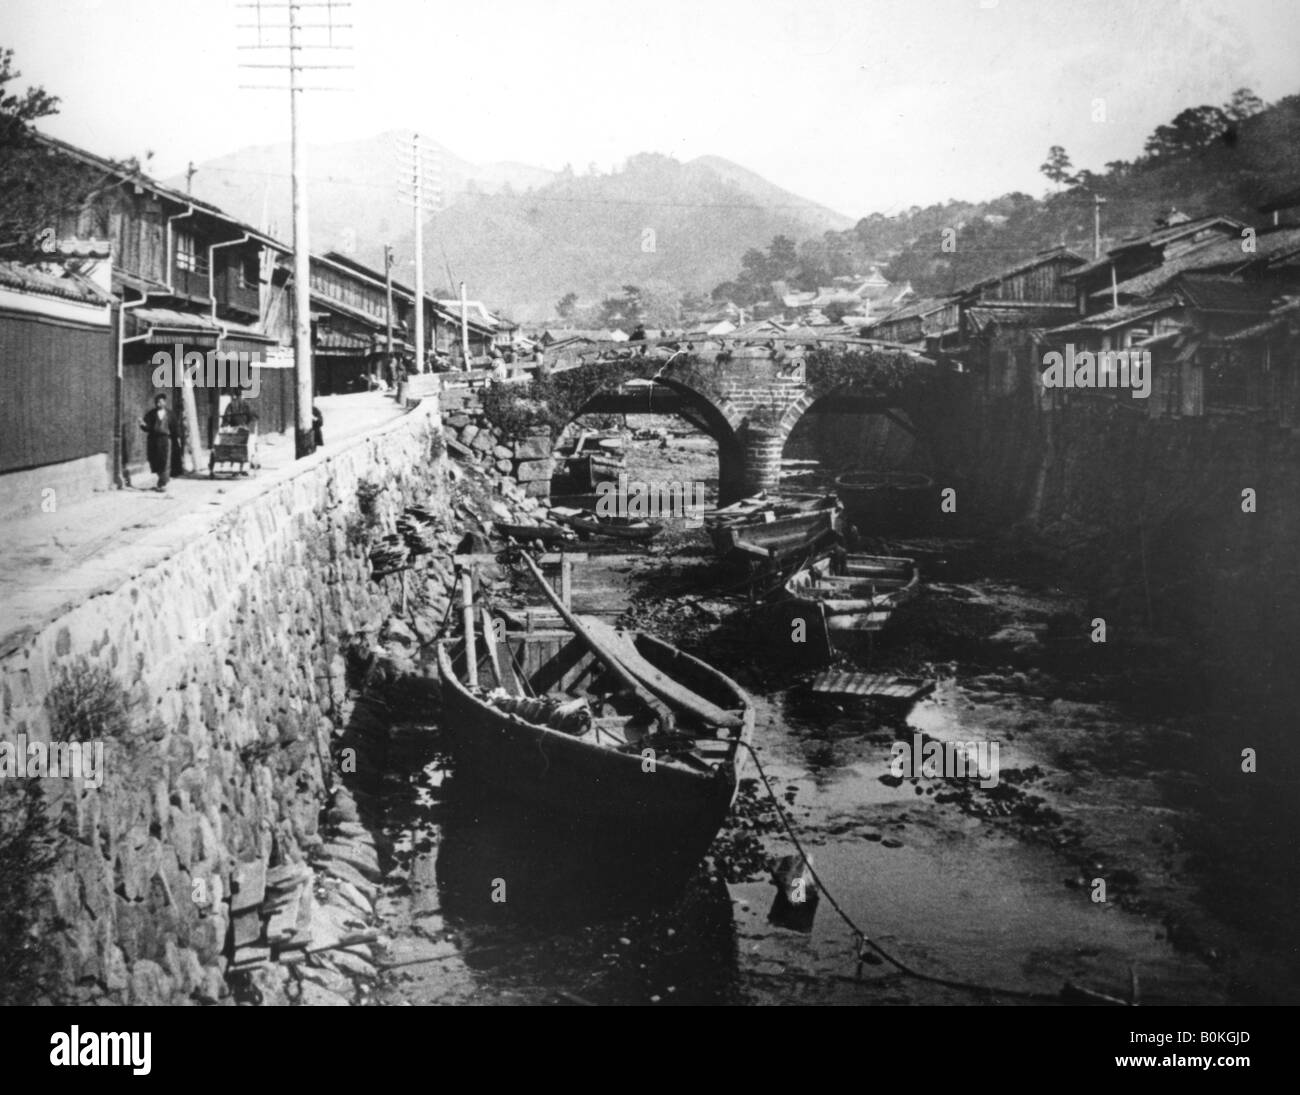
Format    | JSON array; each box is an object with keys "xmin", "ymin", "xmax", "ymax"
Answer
[{"xmin": 209, "ymin": 426, "xmax": 257, "ymax": 478}]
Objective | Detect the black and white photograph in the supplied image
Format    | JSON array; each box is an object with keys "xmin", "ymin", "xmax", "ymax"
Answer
[{"xmin": 0, "ymin": 0, "xmax": 1295, "ymax": 1047}]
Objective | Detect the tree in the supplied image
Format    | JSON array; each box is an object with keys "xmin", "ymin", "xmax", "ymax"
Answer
[
  {"xmin": 823, "ymin": 300, "xmax": 852, "ymax": 324},
  {"xmin": 767, "ymin": 234, "xmax": 798, "ymax": 279},
  {"xmin": 1072, "ymin": 169, "xmax": 1103, "ymax": 192},
  {"xmin": 1223, "ymin": 87, "xmax": 1265, "ymax": 122},
  {"xmin": 598, "ymin": 284, "xmax": 643, "ymax": 328},
  {"xmin": 637, "ymin": 279, "xmax": 681, "ymax": 328},
  {"xmin": 1039, "ymin": 145, "xmax": 1077, "ymax": 190},
  {"xmin": 556, "ymin": 291, "xmax": 578, "ymax": 320},
  {"xmin": 1, "ymin": 49, "xmax": 137, "ymax": 252},
  {"xmin": 1142, "ymin": 105, "xmax": 1230, "ymax": 160}
]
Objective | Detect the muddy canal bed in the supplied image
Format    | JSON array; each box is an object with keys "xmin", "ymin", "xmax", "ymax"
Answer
[{"xmin": 356, "ymin": 434, "xmax": 1297, "ymax": 1006}]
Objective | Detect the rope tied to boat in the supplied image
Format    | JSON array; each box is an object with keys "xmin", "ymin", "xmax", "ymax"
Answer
[{"xmin": 735, "ymin": 739, "xmax": 1129, "ymax": 1005}]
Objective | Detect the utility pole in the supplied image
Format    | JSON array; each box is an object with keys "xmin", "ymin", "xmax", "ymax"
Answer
[
  {"xmin": 384, "ymin": 243, "xmax": 394, "ymax": 385},
  {"xmin": 237, "ymin": 1, "xmax": 352, "ymax": 458},
  {"xmin": 460, "ymin": 280, "xmax": 470, "ymax": 369},
  {"xmin": 1093, "ymin": 192, "xmax": 1107, "ymax": 260},
  {"xmin": 396, "ymin": 134, "xmax": 441, "ymax": 375},
  {"xmin": 185, "ymin": 161, "xmax": 197, "ymax": 194}
]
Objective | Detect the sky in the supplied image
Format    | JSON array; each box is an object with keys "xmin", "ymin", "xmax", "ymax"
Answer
[{"xmin": 5, "ymin": 0, "xmax": 1299, "ymax": 219}]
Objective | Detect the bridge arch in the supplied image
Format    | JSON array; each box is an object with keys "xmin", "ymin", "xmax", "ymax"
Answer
[{"xmin": 554, "ymin": 369, "xmax": 749, "ymax": 503}]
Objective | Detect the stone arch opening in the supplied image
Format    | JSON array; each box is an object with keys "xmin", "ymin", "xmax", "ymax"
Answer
[{"xmin": 547, "ymin": 379, "xmax": 744, "ymax": 508}]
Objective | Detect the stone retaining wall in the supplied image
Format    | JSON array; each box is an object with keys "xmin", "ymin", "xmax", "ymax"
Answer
[{"xmin": 0, "ymin": 401, "xmax": 449, "ymax": 1004}]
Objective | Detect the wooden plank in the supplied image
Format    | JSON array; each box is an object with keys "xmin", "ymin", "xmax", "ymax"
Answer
[
  {"xmin": 480, "ymin": 605, "xmax": 507, "ymax": 690},
  {"xmin": 231, "ymin": 859, "xmax": 267, "ymax": 913},
  {"xmin": 233, "ymin": 908, "xmax": 263, "ymax": 948},
  {"xmin": 810, "ymin": 670, "xmax": 933, "ymax": 700},
  {"xmin": 579, "ymin": 615, "xmax": 743, "ymax": 730},
  {"xmin": 266, "ymin": 885, "xmax": 304, "ymax": 944},
  {"xmin": 453, "ymin": 552, "xmax": 589, "ymax": 566}
]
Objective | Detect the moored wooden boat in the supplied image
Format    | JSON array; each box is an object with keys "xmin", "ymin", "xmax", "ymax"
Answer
[
  {"xmin": 550, "ymin": 506, "xmax": 663, "ymax": 543},
  {"xmin": 834, "ymin": 470, "xmax": 936, "ymax": 532},
  {"xmin": 834, "ymin": 470, "xmax": 934, "ymax": 495},
  {"xmin": 435, "ymin": 561, "xmax": 754, "ymax": 856},
  {"xmin": 784, "ymin": 551, "xmax": 920, "ymax": 639},
  {"xmin": 558, "ymin": 431, "xmax": 626, "ymax": 491},
  {"xmin": 705, "ymin": 492, "xmax": 843, "ymax": 562},
  {"xmin": 492, "ymin": 521, "xmax": 577, "ymax": 546}
]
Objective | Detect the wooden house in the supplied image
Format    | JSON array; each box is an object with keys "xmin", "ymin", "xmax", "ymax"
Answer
[
  {"xmin": 950, "ymin": 247, "xmax": 1086, "ymax": 395},
  {"xmin": 35, "ymin": 133, "xmax": 296, "ymax": 475},
  {"xmin": 0, "ymin": 255, "xmax": 115, "ymax": 518}
]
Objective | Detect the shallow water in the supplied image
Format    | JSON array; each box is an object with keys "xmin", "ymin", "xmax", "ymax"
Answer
[{"xmin": 368, "ymin": 549, "xmax": 1247, "ymax": 1005}]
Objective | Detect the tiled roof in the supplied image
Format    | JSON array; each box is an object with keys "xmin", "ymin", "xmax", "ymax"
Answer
[
  {"xmin": 955, "ymin": 246, "xmax": 1086, "ymax": 295},
  {"xmin": 34, "ymin": 131, "xmax": 289, "ymax": 253},
  {"xmin": 1174, "ymin": 273, "xmax": 1274, "ymax": 314},
  {"xmin": 872, "ymin": 296, "xmax": 954, "ymax": 324},
  {"xmin": 1046, "ymin": 297, "xmax": 1179, "ymax": 334},
  {"xmin": 0, "ymin": 259, "xmax": 113, "ymax": 304},
  {"xmin": 1219, "ymin": 299, "xmax": 1300, "ymax": 342},
  {"xmin": 1095, "ymin": 227, "xmax": 1300, "ymax": 300},
  {"xmin": 1066, "ymin": 215, "xmax": 1249, "ymax": 280},
  {"xmin": 965, "ymin": 305, "xmax": 1059, "ymax": 334}
]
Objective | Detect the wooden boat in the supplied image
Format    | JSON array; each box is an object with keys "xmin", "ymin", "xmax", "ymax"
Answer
[
  {"xmin": 705, "ymin": 492, "xmax": 843, "ymax": 562},
  {"xmin": 492, "ymin": 521, "xmax": 577, "ymax": 546},
  {"xmin": 550, "ymin": 506, "xmax": 663, "ymax": 543},
  {"xmin": 558, "ymin": 432, "xmax": 626, "ymax": 490},
  {"xmin": 784, "ymin": 552, "xmax": 920, "ymax": 639},
  {"xmin": 834, "ymin": 470, "xmax": 934, "ymax": 495},
  {"xmin": 435, "ymin": 556, "xmax": 754, "ymax": 856},
  {"xmin": 834, "ymin": 470, "xmax": 935, "ymax": 531}
]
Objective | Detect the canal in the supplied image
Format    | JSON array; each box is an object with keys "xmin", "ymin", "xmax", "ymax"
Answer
[{"xmin": 359, "ymin": 425, "xmax": 1297, "ymax": 1006}]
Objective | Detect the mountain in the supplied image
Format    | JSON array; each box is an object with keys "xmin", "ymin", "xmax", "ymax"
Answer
[
  {"xmin": 173, "ymin": 137, "xmax": 852, "ymax": 320},
  {"xmin": 169, "ymin": 128, "xmax": 556, "ymax": 274}
]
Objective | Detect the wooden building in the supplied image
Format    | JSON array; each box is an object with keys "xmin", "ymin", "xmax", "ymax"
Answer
[
  {"xmin": 36, "ymin": 133, "xmax": 295, "ymax": 475},
  {"xmin": 948, "ymin": 247, "xmax": 1086, "ymax": 396},
  {"xmin": 0, "ymin": 257, "xmax": 115, "ymax": 518}
]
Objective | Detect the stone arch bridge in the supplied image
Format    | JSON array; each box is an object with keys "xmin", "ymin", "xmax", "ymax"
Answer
[{"xmin": 567, "ymin": 336, "xmax": 946, "ymax": 504}]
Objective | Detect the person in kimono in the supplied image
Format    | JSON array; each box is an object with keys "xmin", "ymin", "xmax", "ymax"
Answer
[{"xmin": 139, "ymin": 394, "xmax": 180, "ymax": 492}]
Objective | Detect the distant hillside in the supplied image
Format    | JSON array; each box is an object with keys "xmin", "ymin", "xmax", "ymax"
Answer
[
  {"xmin": 413, "ymin": 152, "xmax": 852, "ymax": 320},
  {"xmin": 174, "ymin": 138, "xmax": 851, "ymax": 321},
  {"xmin": 865, "ymin": 92, "xmax": 1300, "ymax": 297},
  {"xmin": 708, "ymin": 89, "xmax": 1300, "ymax": 307},
  {"xmin": 170, "ymin": 129, "xmax": 556, "ymax": 275}
]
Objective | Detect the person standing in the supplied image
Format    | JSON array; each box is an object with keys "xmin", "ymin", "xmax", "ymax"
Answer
[
  {"xmin": 139, "ymin": 394, "xmax": 179, "ymax": 493},
  {"xmin": 222, "ymin": 392, "xmax": 259, "ymax": 429}
]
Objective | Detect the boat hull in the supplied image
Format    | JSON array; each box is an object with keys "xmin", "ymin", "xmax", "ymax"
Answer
[
  {"xmin": 782, "ymin": 553, "xmax": 920, "ymax": 655},
  {"xmin": 835, "ymin": 471, "xmax": 936, "ymax": 534},
  {"xmin": 707, "ymin": 498, "xmax": 844, "ymax": 563},
  {"xmin": 434, "ymin": 631, "xmax": 753, "ymax": 857}
]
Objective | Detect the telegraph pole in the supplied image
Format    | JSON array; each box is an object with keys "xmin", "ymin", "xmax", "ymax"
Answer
[
  {"xmin": 1093, "ymin": 192, "xmax": 1107, "ymax": 260},
  {"xmin": 460, "ymin": 280, "xmax": 470, "ymax": 369},
  {"xmin": 238, "ymin": 1, "xmax": 351, "ymax": 458},
  {"xmin": 396, "ymin": 134, "xmax": 441, "ymax": 374},
  {"xmin": 384, "ymin": 243, "xmax": 394, "ymax": 384}
]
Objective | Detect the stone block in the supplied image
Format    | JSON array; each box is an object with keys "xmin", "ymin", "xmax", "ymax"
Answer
[
  {"xmin": 514, "ymin": 459, "xmax": 553, "ymax": 482},
  {"xmin": 512, "ymin": 436, "xmax": 551, "ymax": 460}
]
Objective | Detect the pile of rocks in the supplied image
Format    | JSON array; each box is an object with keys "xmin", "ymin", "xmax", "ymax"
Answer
[{"xmin": 440, "ymin": 392, "xmax": 555, "ymax": 500}]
